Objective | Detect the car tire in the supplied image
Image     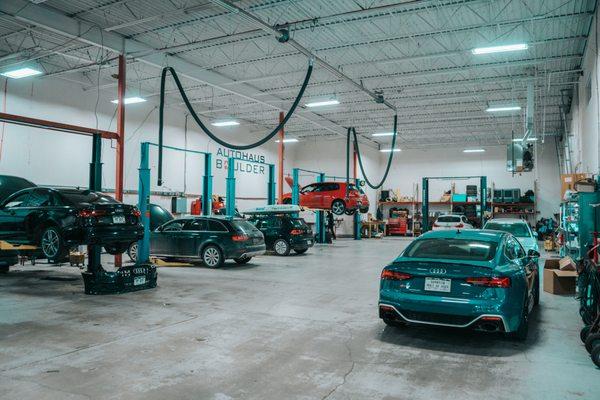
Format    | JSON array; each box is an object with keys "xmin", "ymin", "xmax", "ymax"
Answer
[
  {"xmin": 202, "ymin": 245, "xmax": 224, "ymax": 268},
  {"xmin": 344, "ymin": 208, "xmax": 356, "ymax": 216},
  {"xmin": 282, "ymin": 198, "xmax": 292, "ymax": 204},
  {"xmin": 508, "ymin": 299, "xmax": 529, "ymax": 341},
  {"xmin": 234, "ymin": 256, "xmax": 252, "ymax": 265},
  {"xmin": 40, "ymin": 226, "xmax": 67, "ymax": 262},
  {"xmin": 591, "ymin": 344, "xmax": 600, "ymax": 368},
  {"xmin": 585, "ymin": 333, "xmax": 600, "ymax": 353},
  {"xmin": 360, "ymin": 207, "xmax": 369, "ymax": 214},
  {"xmin": 104, "ymin": 243, "xmax": 129, "ymax": 255},
  {"xmin": 331, "ymin": 199, "xmax": 346, "ymax": 215},
  {"xmin": 581, "ymin": 325, "xmax": 592, "ymax": 343},
  {"xmin": 383, "ymin": 318, "xmax": 405, "ymax": 328},
  {"xmin": 294, "ymin": 248, "xmax": 308, "ymax": 254},
  {"xmin": 127, "ymin": 242, "xmax": 138, "ymax": 263},
  {"xmin": 273, "ymin": 239, "xmax": 291, "ymax": 256}
]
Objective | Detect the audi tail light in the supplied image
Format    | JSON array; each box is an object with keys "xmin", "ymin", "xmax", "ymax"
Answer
[
  {"xmin": 232, "ymin": 234, "xmax": 249, "ymax": 242},
  {"xmin": 78, "ymin": 209, "xmax": 107, "ymax": 218},
  {"xmin": 433, "ymin": 223, "xmax": 440, "ymax": 228},
  {"xmin": 381, "ymin": 270, "xmax": 412, "ymax": 281},
  {"xmin": 466, "ymin": 277, "xmax": 511, "ymax": 288},
  {"xmin": 456, "ymin": 223, "xmax": 464, "ymax": 228},
  {"xmin": 131, "ymin": 208, "xmax": 141, "ymax": 218},
  {"xmin": 290, "ymin": 229, "xmax": 303, "ymax": 235}
]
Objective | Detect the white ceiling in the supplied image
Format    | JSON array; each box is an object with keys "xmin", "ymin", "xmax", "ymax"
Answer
[{"xmin": 0, "ymin": 0, "xmax": 595, "ymax": 148}]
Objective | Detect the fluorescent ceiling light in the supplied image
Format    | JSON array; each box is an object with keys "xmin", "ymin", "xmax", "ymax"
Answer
[
  {"xmin": 372, "ymin": 132, "xmax": 395, "ymax": 137},
  {"xmin": 486, "ymin": 106, "xmax": 521, "ymax": 112},
  {"xmin": 111, "ymin": 96, "xmax": 147, "ymax": 104},
  {"xmin": 211, "ymin": 120, "xmax": 240, "ymax": 127},
  {"xmin": 380, "ymin": 148, "xmax": 401, "ymax": 153},
  {"xmin": 472, "ymin": 43, "xmax": 528, "ymax": 55},
  {"xmin": 305, "ymin": 99, "xmax": 340, "ymax": 108},
  {"xmin": 1, "ymin": 67, "xmax": 43, "ymax": 79},
  {"xmin": 463, "ymin": 149, "xmax": 486, "ymax": 153},
  {"xmin": 275, "ymin": 138, "xmax": 299, "ymax": 143},
  {"xmin": 512, "ymin": 137, "xmax": 538, "ymax": 142}
]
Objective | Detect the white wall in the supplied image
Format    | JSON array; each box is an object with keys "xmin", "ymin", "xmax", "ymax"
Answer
[
  {"xmin": 0, "ymin": 76, "xmax": 294, "ymax": 213},
  {"xmin": 568, "ymin": 7, "xmax": 600, "ymax": 175}
]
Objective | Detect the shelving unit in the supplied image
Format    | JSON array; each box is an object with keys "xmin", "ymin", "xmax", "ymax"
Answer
[{"xmin": 559, "ymin": 199, "xmax": 580, "ymax": 259}]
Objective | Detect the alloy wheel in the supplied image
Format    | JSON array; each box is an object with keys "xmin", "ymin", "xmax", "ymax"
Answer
[
  {"xmin": 41, "ymin": 229, "xmax": 60, "ymax": 258},
  {"xmin": 274, "ymin": 239, "xmax": 289, "ymax": 255},
  {"xmin": 203, "ymin": 247, "xmax": 221, "ymax": 267},
  {"xmin": 331, "ymin": 201, "xmax": 345, "ymax": 215},
  {"xmin": 128, "ymin": 242, "xmax": 138, "ymax": 262}
]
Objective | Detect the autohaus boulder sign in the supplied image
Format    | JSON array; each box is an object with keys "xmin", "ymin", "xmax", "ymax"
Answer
[{"xmin": 215, "ymin": 147, "xmax": 267, "ymax": 175}]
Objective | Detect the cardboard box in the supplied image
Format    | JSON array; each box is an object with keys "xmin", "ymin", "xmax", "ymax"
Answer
[
  {"xmin": 561, "ymin": 173, "xmax": 591, "ymax": 198},
  {"xmin": 543, "ymin": 257, "xmax": 578, "ymax": 295},
  {"xmin": 559, "ymin": 256, "xmax": 576, "ymax": 271}
]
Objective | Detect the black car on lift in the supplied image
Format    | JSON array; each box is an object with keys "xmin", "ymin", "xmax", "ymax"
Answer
[
  {"xmin": 149, "ymin": 216, "xmax": 266, "ymax": 268},
  {"xmin": 248, "ymin": 214, "xmax": 313, "ymax": 256},
  {"xmin": 0, "ymin": 187, "xmax": 144, "ymax": 262},
  {"xmin": 0, "ymin": 175, "xmax": 36, "ymax": 272}
]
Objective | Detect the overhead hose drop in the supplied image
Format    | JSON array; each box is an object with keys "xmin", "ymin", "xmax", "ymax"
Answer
[
  {"xmin": 351, "ymin": 115, "xmax": 398, "ymax": 189},
  {"xmin": 157, "ymin": 60, "xmax": 314, "ymax": 185}
]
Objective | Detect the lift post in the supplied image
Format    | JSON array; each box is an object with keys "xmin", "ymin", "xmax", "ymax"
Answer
[
  {"xmin": 225, "ymin": 157, "xmax": 276, "ymax": 217},
  {"xmin": 291, "ymin": 168, "xmax": 327, "ymax": 243},
  {"xmin": 421, "ymin": 175, "xmax": 487, "ymax": 232},
  {"xmin": 137, "ymin": 142, "xmax": 213, "ymax": 264}
]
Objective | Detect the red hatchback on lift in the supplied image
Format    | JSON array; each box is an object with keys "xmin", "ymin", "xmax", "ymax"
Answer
[{"xmin": 281, "ymin": 182, "xmax": 369, "ymax": 215}]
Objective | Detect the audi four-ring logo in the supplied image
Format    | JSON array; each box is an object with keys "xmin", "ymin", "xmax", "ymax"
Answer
[{"xmin": 429, "ymin": 268, "xmax": 447, "ymax": 274}]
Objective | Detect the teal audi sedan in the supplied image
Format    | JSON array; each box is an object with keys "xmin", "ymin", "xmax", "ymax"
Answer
[{"xmin": 379, "ymin": 230, "xmax": 540, "ymax": 340}]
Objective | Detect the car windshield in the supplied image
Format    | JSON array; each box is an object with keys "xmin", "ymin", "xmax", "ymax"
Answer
[
  {"xmin": 485, "ymin": 222, "xmax": 531, "ymax": 238},
  {"xmin": 232, "ymin": 220, "xmax": 260, "ymax": 234},
  {"xmin": 404, "ymin": 238, "xmax": 498, "ymax": 261},
  {"xmin": 437, "ymin": 216, "xmax": 461, "ymax": 223},
  {"xmin": 60, "ymin": 191, "xmax": 117, "ymax": 204}
]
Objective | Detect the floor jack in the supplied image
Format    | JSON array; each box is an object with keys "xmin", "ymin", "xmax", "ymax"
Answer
[{"xmin": 81, "ymin": 134, "xmax": 157, "ymax": 295}]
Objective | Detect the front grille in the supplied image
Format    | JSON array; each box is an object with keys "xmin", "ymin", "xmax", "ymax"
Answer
[{"xmin": 398, "ymin": 308, "xmax": 474, "ymax": 326}]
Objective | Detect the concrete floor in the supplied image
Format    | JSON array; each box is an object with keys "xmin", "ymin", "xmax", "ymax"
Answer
[{"xmin": 0, "ymin": 237, "xmax": 598, "ymax": 400}]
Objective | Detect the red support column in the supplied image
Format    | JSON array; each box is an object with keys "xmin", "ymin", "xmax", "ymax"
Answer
[
  {"xmin": 278, "ymin": 111, "xmax": 284, "ymax": 203},
  {"xmin": 115, "ymin": 54, "xmax": 126, "ymax": 268}
]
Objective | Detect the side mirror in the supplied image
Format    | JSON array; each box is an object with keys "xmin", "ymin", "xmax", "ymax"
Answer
[
  {"xmin": 527, "ymin": 249, "xmax": 540, "ymax": 258},
  {"xmin": 533, "ymin": 231, "xmax": 539, "ymax": 238}
]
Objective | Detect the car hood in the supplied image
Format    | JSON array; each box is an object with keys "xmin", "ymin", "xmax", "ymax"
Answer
[{"xmin": 517, "ymin": 237, "xmax": 538, "ymax": 252}]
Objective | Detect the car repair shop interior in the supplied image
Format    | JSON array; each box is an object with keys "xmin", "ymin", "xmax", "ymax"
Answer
[{"xmin": 0, "ymin": 0, "xmax": 600, "ymax": 399}]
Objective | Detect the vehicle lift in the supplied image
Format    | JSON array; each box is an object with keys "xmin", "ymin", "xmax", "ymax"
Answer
[
  {"xmin": 421, "ymin": 176, "xmax": 488, "ymax": 232},
  {"xmin": 136, "ymin": 142, "xmax": 213, "ymax": 264},
  {"xmin": 291, "ymin": 168, "xmax": 361, "ymax": 243},
  {"xmin": 225, "ymin": 156, "xmax": 276, "ymax": 216}
]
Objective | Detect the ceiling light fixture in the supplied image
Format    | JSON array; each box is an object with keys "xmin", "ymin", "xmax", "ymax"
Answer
[
  {"xmin": 472, "ymin": 43, "xmax": 528, "ymax": 55},
  {"xmin": 1, "ymin": 67, "xmax": 43, "ymax": 79},
  {"xmin": 463, "ymin": 149, "xmax": 486, "ymax": 153},
  {"xmin": 305, "ymin": 99, "xmax": 340, "ymax": 108},
  {"xmin": 111, "ymin": 96, "xmax": 147, "ymax": 105},
  {"xmin": 380, "ymin": 148, "xmax": 401, "ymax": 153},
  {"xmin": 275, "ymin": 138, "xmax": 299, "ymax": 143},
  {"xmin": 211, "ymin": 120, "xmax": 240, "ymax": 127},
  {"xmin": 372, "ymin": 132, "xmax": 395, "ymax": 137},
  {"xmin": 486, "ymin": 106, "xmax": 521, "ymax": 112},
  {"xmin": 512, "ymin": 137, "xmax": 538, "ymax": 142}
]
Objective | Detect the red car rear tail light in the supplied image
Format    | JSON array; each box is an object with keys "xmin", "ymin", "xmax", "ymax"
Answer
[
  {"xmin": 290, "ymin": 229, "xmax": 303, "ymax": 235},
  {"xmin": 131, "ymin": 208, "xmax": 141, "ymax": 218},
  {"xmin": 232, "ymin": 234, "xmax": 249, "ymax": 241},
  {"xmin": 381, "ymin": 270, "xmax": 412, "ymax": 281},
  {"xmin": 466, "ymin": 277, "xmax": 511, "ymax": 288},
  {"xmin": 433, "ymin": 223, "xmax": 440, "ymax": 228},
  {"xmin": 456, "ymin": 223, "xmax": 464, "ymax": 228},
  {"xmin": 78, "ymin": 209, "xmax": 107, "ymax": 218}
]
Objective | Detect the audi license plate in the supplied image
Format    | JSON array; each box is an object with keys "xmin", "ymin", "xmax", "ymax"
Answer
[
  {"xmin": 133, "ymin": 276, "xmax": 146, "ymax": 286},
  {"xmin": 306, "ymin": 240, "xmax": 312, "ymax": 245},
  {"xmin": 113, "ymin": 215, "xmax": 126, "ymax": 224},
  {"xmin": 424, "ymin": 277, "xmax": 451, "ymax": 292}
]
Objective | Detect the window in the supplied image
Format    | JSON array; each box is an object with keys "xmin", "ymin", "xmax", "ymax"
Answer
[
  {"xmin": 208, "ymin": 220, "xmax": 228, "ymax": 232},
  {"xmin": 300, "ymin": 184, "xmax": 318, "ymax": 194},
  {"xmin": 437, "ymin": 216, "xmax": 461, "ymax": 223},
  {"xmin": 28, "ymin": 189, "xmax": 52, "ymax": 207},
  {"xmin": 232, "ymin": 220, "xmax": 260, "ymax": 234},
  {"xmin": 183, "ymin": 219, "xmax": 207, "ymax": 231},
  {"xmin": 485, "ymin": 222, "xmax": 531, "ymax": 238},
  {"xmin": 162, "ymin": 220, "xmax": 185, "ymax": 232},
  {"xmin": 3, "ymin": 191, "xmax": 31, "ymax": 208},
  {"xmin": 60, "ymin": 190, "xmax": 117, "ymax": 205},
  {"xmin": 318, "ymin": 183, "xmax": 339, "ymax": 192},
  {"xmin": 404, "ymin": 238, "xmax": 498, "ymax": 261}
]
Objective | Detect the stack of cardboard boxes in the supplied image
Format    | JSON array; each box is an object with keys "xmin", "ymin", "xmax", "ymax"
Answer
[{"xmin": 543, "ymin": 257, "xmax": 578, "ymax": 295}]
